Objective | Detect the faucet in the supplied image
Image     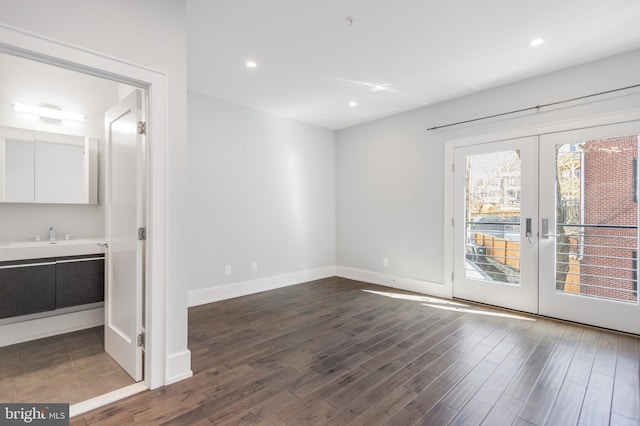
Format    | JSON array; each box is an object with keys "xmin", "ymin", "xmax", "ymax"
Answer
[{"xmin": 49, "ymin": 227, "xmax": 57, "ymax": 241}]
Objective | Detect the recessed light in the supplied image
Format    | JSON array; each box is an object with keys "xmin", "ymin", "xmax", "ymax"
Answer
[
  {"xmin": 246, "ymin": 60, "xmax": 257, "ymax": 69},
  {"xmin": 348, "ymin": 101, "xmax": 357, "ymax": 107},
  {"xmin": 530, "ymin": 38, "xmax": 544, "ymax": 47}
]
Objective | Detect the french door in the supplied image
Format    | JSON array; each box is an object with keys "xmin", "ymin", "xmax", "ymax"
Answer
[
  {"xmin": 453, "ymin": 137, "xmax": 539, "ymax": 313},
  {"xmin": 453, "ymin": 121, "xmax": 640, "ymax": 334}
]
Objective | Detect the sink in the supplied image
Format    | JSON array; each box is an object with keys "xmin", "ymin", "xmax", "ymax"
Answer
[
  {"xmin": 5, "ymin": 239, "xmax": 100, "ymax": 247},
  {"xmin": 0, "ymin": 238, "xmax": 106, "ymax": 261}
]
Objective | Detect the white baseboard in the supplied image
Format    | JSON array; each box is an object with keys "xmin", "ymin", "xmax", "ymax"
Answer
[
  {"xmin": 0, "ymin": 307, "xmax": 104, "ymax": 347},
  {"xmin": 166, "ymin": 349, "xmax": 193, "ymax": 385},
  {"xmin": 70, "ymin": 382, "xmax": 148, "ymax": 418},
  {"xmin": 335, "ymin": 266, "xmax": 449, "ymax": 298},
  {"xmin": 188, "ymin": 266, "xmax": 337, "ymax": 307}
]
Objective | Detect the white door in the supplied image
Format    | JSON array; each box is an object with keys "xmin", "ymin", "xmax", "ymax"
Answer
[
  {"xmin": 539, "ymin": 121, "xmax": 640, "ymax": 334},
  {"xmin": 453, "ymin": 137, "xmax": 539, "ymax": 313},
  {"xmin": 104, "ymin": 90, "xmax": 145, "ymax": 381},
  {"xmin": 453, "ymin": 122, "xmax": 640, "ymax": 334}
]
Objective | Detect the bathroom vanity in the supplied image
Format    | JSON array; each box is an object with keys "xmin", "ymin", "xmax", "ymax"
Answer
[
  {"xmin": 0, "ymin": 239, "xmax": 106, "ymax": 322},
  {"xmin": 0, "ymin": 123, "xmax": 107, "ymax": 346}
]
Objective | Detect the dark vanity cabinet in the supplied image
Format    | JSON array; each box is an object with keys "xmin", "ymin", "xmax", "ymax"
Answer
[
  {"xmin": 0, "ymin": 258, "xmax": 56, "ymax": 319},
  {"xmin": 0, "ymin": 254, "xmax": 105, "ymax": 319},
  {"xmin": 55, "ymin": 254, "xmax": 105, "ymax": 309}
]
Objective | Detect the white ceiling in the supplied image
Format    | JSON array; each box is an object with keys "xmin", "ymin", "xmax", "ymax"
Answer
[{"xmin": 186, "ymin": 0, "xmax": 640, "ymax": 130}]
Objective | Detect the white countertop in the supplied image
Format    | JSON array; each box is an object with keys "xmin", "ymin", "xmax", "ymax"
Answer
[{"xmin": 0, "ymin": 238, "xmax": 106, "ymax": 262}]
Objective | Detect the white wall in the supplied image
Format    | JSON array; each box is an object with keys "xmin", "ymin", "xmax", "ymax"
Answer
[
  {"xmin": 0, "ymin": 204, "xmax": 104, "ymax": 241},
  {"xmin": 336, "ymin": 48, "xmax": 640, "ymax": 291},
  {"xmin": 1, "ymin": 0, "xmax": 189, "ymax": 372},
  {"xmin": 187, "ymin": 93, "xmax": 335, "ymax": 301}
]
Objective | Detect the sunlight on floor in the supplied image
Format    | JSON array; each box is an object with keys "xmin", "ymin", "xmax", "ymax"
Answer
[
  {"xmin": 362, "ymin": 289, "xmax": 468, "ymax": 307},
  {"xmin": 422, "ymin": 303, "xmax": 536, "ymax": 321},
  {"xmin": 362, "ymin": 288, "xmax": 535, "ymax": 321}
]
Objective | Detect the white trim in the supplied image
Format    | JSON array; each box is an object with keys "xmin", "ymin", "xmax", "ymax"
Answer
[
  {"xmin": 166, "ymin": 350, "xmax": 193, "ymax": 385},
  {"xmin": 188, "ymin": 267, "xmax": 337, "ymax": 307},
  {"xmin": 443, "ymin": 144, "xmax": 455, "ymax": 300},
  {"xmin": 335, "ymin": 266, "xmax": 447, "ymax": 298},
  {"xmin": 444, "ymin": 108, "xmax": 640, "ymax": 150},
  {"xmin": 0, "ymin": 24, "xmax": 164, "ymax": 80},
  {"xmin": 0, "ymin": 307, "xmax": 103, "ymax": 347},
  {"xmin": 0, "ymin": 24, "xmax": 170, "ymax": 389},
  {"xmin": 70, "ymin": 382, "xmax": 148, "ymax": 418}
]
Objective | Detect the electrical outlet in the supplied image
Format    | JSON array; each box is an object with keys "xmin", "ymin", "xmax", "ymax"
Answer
[
  {"xmin": 225, "ymin": 265, "xmax": 232, "ymax": 275},
  {"xmin": 251, "ymin": 261, "xmax": 258, "ymax": 271},
  {"xmin": 383, "ymin": 257, "xmax": 389, "ymax": 267}
]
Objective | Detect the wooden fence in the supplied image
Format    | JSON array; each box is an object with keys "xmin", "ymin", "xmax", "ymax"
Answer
[
  {"xmin": 473, "ymin": 232, "xmax": 581, "ymax": 293},
  {"xmin": 474, "ymin": 233, "xmax": 520, "ymax": 271}
]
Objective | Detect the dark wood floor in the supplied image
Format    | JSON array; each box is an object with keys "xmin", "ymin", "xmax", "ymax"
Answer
[
  {"xmin": 72, "ymin": 277, "xmax": 640, "ymax": 425},
  {"xmin": 0, "ymin": 326, "xmax": 134, "ymax": 404}
]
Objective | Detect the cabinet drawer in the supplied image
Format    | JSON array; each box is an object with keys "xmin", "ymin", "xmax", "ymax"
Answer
[
  {"xmin": 55, "ymin": 256, "xmax": 105, "ymax": 309},
  {"xmin": 0, "ymin": 261, "xmax": 56, "ymax": 319}
]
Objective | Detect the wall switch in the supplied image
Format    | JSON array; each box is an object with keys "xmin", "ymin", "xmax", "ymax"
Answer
[
  {"xmin": 251, "ymin": 261, "xmax": 258, "ymax": 271},
  {"xmin": 225, "ymin": 265, "xmax": 232, "ymax": 275},
  {"xmin": 383, "ymin": 257, "xmax": 389, "ymax": 267}
]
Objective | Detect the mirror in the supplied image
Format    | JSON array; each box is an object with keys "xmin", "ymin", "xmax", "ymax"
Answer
[{"xmin": 0, "ymin": 125, "xmax": 99, "ymax": 204}]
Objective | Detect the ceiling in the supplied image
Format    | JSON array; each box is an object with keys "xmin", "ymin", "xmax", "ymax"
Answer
[{"xmin": 186, "ymin": 0, "xmax": 640, "ymax": 130}]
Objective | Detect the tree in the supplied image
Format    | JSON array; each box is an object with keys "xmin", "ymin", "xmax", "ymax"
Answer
[{"xmin": 555, "ymin": 146, "xmax": 581, "ymax": 291}]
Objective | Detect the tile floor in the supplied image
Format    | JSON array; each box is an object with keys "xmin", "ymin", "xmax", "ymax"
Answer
[{"xmin": 0, "ymin": 326, "xmax": 134, "ymax": 404}]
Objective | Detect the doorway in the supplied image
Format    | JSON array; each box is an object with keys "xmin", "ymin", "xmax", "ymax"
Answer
[
  {"xmin": 451, "ymin": 121, "xmax": 640, "ymax": 334},
  {"xmin": 0, "ymin": 22, "xmax": 175, "ymax": 413},
  {"xmin": 0, "ymin": 40, "xmax": 154, "ymax": 402}
]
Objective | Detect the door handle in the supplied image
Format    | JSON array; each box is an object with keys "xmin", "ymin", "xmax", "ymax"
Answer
[
  {"xmin": 525, "ymin": 218, "xmax": 532, "ymax": 244},
  {"xmin": 541, "ymin": 218, "xmax": 553, "ymax": 239}
]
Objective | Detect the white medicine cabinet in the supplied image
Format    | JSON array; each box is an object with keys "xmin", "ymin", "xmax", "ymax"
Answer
[{"xmin": 0, "ymin": 125, "xmax": 99, "ymax": 204}]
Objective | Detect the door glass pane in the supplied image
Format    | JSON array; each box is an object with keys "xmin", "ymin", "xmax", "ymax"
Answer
[
  {"xmin": 465, "ymin": 150, "xmax": 521, "ymax": 284},
  {"xmin": 555, "ymin": 135, "xmax": 638, "ymax": 303}
]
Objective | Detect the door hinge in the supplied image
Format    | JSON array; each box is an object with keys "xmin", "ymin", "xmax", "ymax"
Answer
[
  {"xmin": 451, "ymin": 217, "xmax": 454, "ymax": 226},
  {"xmin": 451, "ymin": 272, "xmax": 454, "ymax": 281},
  {"xmin": 137, "ymin": 121, "xmax": 146, "ymax": 135},
  {"xmin": 452, "ymin": 163, "xmax": 455, "ymax": 172},
  {"xmin": 137, "ymin": 332, "xmax": 145, "ymax": 347},
  {"xmin": 138, "ymin": 227, "xmax": 146, "ymax": 241}
]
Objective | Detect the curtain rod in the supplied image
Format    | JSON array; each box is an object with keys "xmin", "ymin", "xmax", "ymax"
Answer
[{"xmin": 426, "ymin": 83, "xmax": 640, "ymax": 132}]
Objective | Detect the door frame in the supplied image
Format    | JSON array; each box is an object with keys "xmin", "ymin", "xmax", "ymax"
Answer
[
  {"xmin": 445, "ymin": 109, "xmax": 640, "ymax": 314},
  {"xmin": 0, "ymin": 25, "xmax": 169, "ymax": 389}
]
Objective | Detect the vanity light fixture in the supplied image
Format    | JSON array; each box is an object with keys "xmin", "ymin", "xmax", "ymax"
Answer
[
  {"xmin": 348, "ymin": 101, "xmax": 358, "ymax": 107},
  {"xmin": 246, "ymin": 60, "xmax": 257, "ymax": 69},
  {"xmin": 13, "ymin": 103, "xmax": 86, "ymax": 122}
]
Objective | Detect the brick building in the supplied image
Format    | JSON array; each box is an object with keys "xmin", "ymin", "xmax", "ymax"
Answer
[{"xmin": 580, "ymin": 136, "xmax": 638, "ymax": 302}]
